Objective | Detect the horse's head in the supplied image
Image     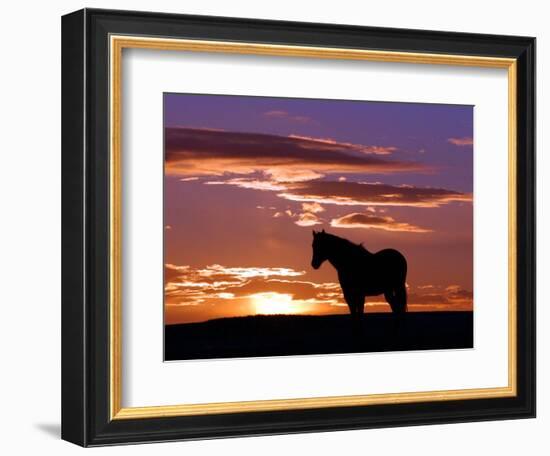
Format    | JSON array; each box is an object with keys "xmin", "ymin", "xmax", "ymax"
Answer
[{"xmin": 311, "ymin": 229, "xmax": 328, "ymax": 270}]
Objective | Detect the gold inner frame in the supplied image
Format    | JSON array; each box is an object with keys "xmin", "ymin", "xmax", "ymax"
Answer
[{"xmin": 109, "ymin": 35, "xmax": 517, "ymax": 420}]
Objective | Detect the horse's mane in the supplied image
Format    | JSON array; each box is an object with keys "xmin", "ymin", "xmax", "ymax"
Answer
[{"xmin": 324, "ymin": 232, "xmax": 371, "ymax": 255}]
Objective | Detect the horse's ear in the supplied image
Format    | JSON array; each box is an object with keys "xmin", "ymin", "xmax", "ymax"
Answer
[
  {"xmin": 312, "ymin": 230, "xmax": 317, "ymax": 237},
  {"xmin": 321, "ymin": 229, "xmax": 325, "ymax": 233}
]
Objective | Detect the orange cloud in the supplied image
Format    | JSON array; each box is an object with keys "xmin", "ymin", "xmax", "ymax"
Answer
[
  {"xmin": 301, "ymin": 202, "xmax": 325, "ymax": 213},
  {"xmin": 330, "ymin": 212, "xmax": 432, "ymax": 233},
  {"xmin": 165, "ymin": 262, "xmax": 473, "ymax": 323},
  {"xmin": 205, "ymin": 178, "xmax": 287, "ymax": 191},
  {"xmin": 266, "ymin": 204, "xmax": 323, "ymax": 227},
  {"xmin": 407, "ymin": 284, "xmax": 473, "ymax": 311},
  {"xmin": 295, "ymin": 212, "xmax": 322, "ymax": 227},
  {"xmin": 448, "ymin": 137, "xmax": 473, "ymax": 146},
  {"xmin": 164, "ymin": 263, "xmax": 345, "ymax": 323},
  {"xmin": 209, "ymin": 178, "xmax": 470, "ymax": 209},
  {"xmin": 265, "ymin": 168, "xmax": 323, "ymax": 183},
  {"xmin": 179, "ymin": 177, "xmax": 199, "ymax": 182}
]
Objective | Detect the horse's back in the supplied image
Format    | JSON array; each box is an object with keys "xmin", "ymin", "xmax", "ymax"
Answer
[
  {"xmin": 376, "ymin": 248, "xmax": 406, "ymax": 261},
  {"xmin": 374, "ymin": 248, "xmax": 407, "ymax": 281}
]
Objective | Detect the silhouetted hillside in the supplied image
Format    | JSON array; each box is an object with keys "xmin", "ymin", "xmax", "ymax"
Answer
[{"xmin": 165, "ymin": 312, "xmax": 473, "ymax": 361}]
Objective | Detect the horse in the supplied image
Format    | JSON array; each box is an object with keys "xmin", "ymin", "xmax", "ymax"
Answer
[{"xmin": 311, "ymin": 230, "xmax": 407, "ymax": 320}]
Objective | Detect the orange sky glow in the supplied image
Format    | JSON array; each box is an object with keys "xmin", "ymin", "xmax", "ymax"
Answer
[{"xmin": 164, "ymin": 94, "xmax": 474, "ymax": 325}]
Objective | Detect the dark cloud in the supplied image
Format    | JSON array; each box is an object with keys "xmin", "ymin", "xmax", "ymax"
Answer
[
  {"xmin": 165, "ymin": 127, "xmax": 425, "ymax": 178},
  {"xmin": 278, "ymin": 180, "xmax": 472, "ymax": 207}
]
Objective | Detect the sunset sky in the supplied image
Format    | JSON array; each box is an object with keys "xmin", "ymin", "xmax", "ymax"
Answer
[{"xmin": 164, "ymin": 93, "xmax": 473, "ymax": 325}]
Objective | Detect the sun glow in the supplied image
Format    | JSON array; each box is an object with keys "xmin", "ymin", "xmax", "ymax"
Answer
[{"xmin": 251, "ymin": 292, "xmax": 300, "ymax": 315}]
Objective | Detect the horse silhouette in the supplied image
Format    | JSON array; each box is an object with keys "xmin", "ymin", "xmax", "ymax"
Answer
[{"xmin": 311, "ymin": 230, "xmax": 407, "ymax": 320}]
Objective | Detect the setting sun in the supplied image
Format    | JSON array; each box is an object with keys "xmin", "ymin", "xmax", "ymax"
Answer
[{"xmin": 251, "ymin": 292, "xmax": 300, "ymax": 315}]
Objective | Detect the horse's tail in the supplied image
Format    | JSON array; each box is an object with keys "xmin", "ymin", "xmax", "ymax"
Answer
[
  {"xmin": 392, "ymin": 252, "xmax": 407, "ymax": 313},
  {"xmin": 385, "ymin": 283, "xmax": 407, "ymax": 315},
  {"xmin": 394, "ymin": 283, "xmax": 407, "ymax": 313}
]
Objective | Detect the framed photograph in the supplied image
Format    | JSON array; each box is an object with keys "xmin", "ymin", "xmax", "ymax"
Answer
[{"xmin": 62, "ymin": 8, "xmax": 535, "ymax": 447}]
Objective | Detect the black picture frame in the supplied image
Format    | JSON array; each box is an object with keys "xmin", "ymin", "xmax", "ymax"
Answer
[{"xmin": 62, "ymin": 8, "xmax": 536, "ymax": 447}]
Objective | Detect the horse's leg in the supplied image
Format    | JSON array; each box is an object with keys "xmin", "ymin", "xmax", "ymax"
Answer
[
  {"xmin": 384, "ymin": 289, "xmax": 400, "ymax": 335},
  {"xmin": 343, "ymin": 290, "xmax": 364, "ymax": 342},
  {"xmin": 384, "ymin": 290, "xmax": 395, "ymax": 311},
  {"xmin": 347, "ymin": 294, "xmax": 364, "ymax": 320},
  {"xmin": 343, "ymin": 289, "xmax": 356, "ymax": 316},
  {"xmin": 385, "ymin": 285, "xmax": 407, "ymax": 345},
  {"xmin": 353, "ymin": 296, "xmax": 366, "ymax": 342}
]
